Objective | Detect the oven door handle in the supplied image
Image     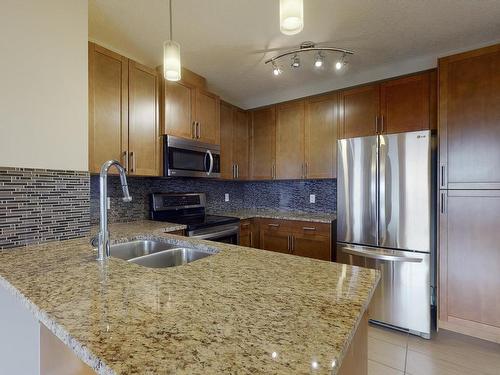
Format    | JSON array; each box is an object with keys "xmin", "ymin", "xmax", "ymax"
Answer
[
  {"xmin": 190, "ymin": 228, "xmax": 238, "ymax": 240},
  {"xmin": 205, "ymin": 149, "xmax": 214, "ymax": 176},
  {"xmin": 340, "ymin": 247, "xmax": 423, "ymax": 263}
]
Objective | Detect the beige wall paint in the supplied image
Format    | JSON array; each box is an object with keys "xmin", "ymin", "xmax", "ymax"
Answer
[{"xmin": 0, "ymin": 0, "xmax": 88, "ymax": 171}]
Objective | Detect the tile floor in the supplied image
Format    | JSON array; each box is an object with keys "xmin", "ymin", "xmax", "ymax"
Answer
[{"xmin": 368, "ymin": 323, "xmax": 500, "ymax": 375}]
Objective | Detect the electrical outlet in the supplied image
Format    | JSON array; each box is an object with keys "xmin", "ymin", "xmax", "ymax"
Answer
[
  {"xmin": 309, "ymin": 194, "xmax": 316, "ymax": 204},
  {"xmin": 225, "ymin": 193, "xmax": 230, "ymax": 202},
  {"xmin": 107, "ymin": 197, "xmax": 111, "ymax": 209}
]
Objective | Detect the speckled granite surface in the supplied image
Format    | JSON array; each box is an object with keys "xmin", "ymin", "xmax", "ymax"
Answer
[
  {"xmin": 209, "ymin": 209, "xmax": 336, "ymax": 223},
  {"xmin": 90, "ymin": 220, "xmax": 187, "ymax": 239},
  {"xmin": 0, "ymin": 227, "xmax": 377, "ymax": 375}
]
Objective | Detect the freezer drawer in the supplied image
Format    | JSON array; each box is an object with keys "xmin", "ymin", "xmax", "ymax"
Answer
[{"xmin": 337, "ymin": 243, "xmax": 431, "ymax": 338}]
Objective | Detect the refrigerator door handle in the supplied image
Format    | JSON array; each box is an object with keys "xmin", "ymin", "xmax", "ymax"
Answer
[
  {"xmin": 378, "ymin": 135, "xmax": 388, "ymax": 246},
  {"xmin": 341, "ymin": 247, "xmax": 424, "ymax": 263},
  {"xmin": 371, "ymin": 142, "xmax": 379, "ymax": 244}
]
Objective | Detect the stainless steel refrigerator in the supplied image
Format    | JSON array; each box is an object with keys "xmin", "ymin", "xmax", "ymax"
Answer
[{"xmin": 336, "ymin": 130, "xmax": 434, "ymax": 339}]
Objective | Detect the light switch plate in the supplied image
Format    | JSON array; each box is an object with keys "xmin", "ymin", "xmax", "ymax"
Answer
[
  {"xmin": 309, "ymin": 194, "xmax": 316, "ymax": 204},
  {"xmin": 225, "ymin": 193, "xmax": 230, "ymax": 202}
]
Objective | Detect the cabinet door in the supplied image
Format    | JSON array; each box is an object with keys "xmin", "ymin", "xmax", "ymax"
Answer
[
  {"xmin": 340, "ymin": 84, "xmax": 379, "ymax": 139},
  {"xmin": 88, "ymin": 43, "xmax": 128, "ymax": 173},
  {"xmin": 162, "ymin": 79, "xmax": 195, "ymax": 139},
  {"xmin": 259, "ymin": 221, "xmax": 290, "ymax": 254},
  {"xmin": 305, "ymin": 94, "xmax": 338, "ymax": 179},
  {"xmin": 240, "ymin": 219, "xmax": 257, "ymax": 248},
  {"xmin": 380, "ymin": 72, "xmax": 431, "ymax": 134},
  {"xmin": 439, "ymin": 190, "xmax": 500, "ymax": 340},
  {"xmin": 219, "ymin": 102, "xmax": 234, "ymax": 179},
  {"xmin": 439, "ymin": 45, "xmax": 500, "ymax": 189},
  {"xmin": 251, "ymin": 106, "xmax": 276, "ymax": 180},
  {"xmin": 233, "ymin": 108, "xmax": 250, "ymax": 180},
  {"xmin": 195, "ymin": 89, "xmax": 220, "ymax": 144},
  {"xmin": 128, "ymin": 61, "xmax": 159, "ymax": 176},
  {"xmin": 276, "ymin": 100, "xmax": 305, "ymax": 180},
  {"xmin": 292, "ymin": 233, "xmax": 331, "ymax": 261}
]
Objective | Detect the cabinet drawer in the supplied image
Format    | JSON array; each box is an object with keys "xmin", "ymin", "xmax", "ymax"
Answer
[{"xmin": 288, "ymin": 220, "xmax": 331, "ymax": 236}]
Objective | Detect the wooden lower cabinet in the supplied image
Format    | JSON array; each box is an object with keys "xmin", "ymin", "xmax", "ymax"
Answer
[
  {"xmin": 256, "ymin": 219, "xmax": 332, "ymax": 261},
  {"xmin": 338, "ymin": 312, "xmax": 368, "ymax": 375},
  {"xmin": 439, "ymin": 190, "xmax": 500, "ymax": 343},
  {"xmin": 292, "ymin": 231, "xmax": 331, "ymax": 261},
  {"xmin": 239, "ymin": 219, "xmax": 259, "ymax": 248},
  {"xmin": 259, "ymin": 221, "xmax": 291, "ymax": 254}
]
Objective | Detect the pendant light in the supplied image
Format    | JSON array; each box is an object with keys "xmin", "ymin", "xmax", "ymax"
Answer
[
  {"xmin": 163, "ymin": 0, "xmax": 181, "ymax": 81},
  {"xmin": 280, "ymin": 0, "xmax": 304, "ymax": 35}
]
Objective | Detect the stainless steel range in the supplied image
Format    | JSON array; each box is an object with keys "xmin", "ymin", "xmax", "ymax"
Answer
[{"xmin": 150, "ymin": 193, "xmax": 240, "ymax": 244}]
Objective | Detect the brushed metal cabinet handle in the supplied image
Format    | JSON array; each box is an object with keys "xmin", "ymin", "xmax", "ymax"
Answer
[
  {"xmin": 287, "ymin": 235, "xmax": 291, "ymax": 252},
  {"xmin": 375, "ymin": 115, "xmax": 379, "ymax": 134},
  {"xmin": 302, "ymin": 226, "xmax": 316, "ymax": 231},
  {"xmin": 123, "ymin": 150, "xmax": 129, "ymax": 173},
  {"xmin": 236, "ymin": 164, "xmax": 239, "ymax": 179},
  {"xmin": 192, "ymin": 121, "xmax": 196, "ymax": 139},
  {"xmin": 129, "ymin": 151, "xmax": 136, "ymax": 173},
  {"xmin": 268, "ymin": 223, "xmax": 279, "ymax": 227},
  {"xmin": 380, "ymin": 115, "xmax": 385, "ymax": 133},
  {"xmin": 197, "ymin": 122, "xmax": 201, "ymax": 139},
  {"xmin": 250, "ymin": 232, "xmax": 253, "ymax": 247}
]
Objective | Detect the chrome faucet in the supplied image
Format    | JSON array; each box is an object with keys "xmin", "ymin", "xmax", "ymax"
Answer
[{"xmin": 97, "ymin": 160, "xmax": 132, "ymax": 261}]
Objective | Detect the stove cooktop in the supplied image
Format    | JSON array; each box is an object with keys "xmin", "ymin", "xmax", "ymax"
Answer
[{"xmin": 158, "ymin": 214, "xmax": 239, "ymax": 231}]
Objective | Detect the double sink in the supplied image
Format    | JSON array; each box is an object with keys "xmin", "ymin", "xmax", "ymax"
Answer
[{"xmin": 110, "ymin": 240, "xmax": 214, "ymax": 268}]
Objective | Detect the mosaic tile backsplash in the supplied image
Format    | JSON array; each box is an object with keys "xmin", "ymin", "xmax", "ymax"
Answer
[
  {"xmin": 90, "ymin": 176, "xmax": 336, "ymax": 224},
  {"xmin": 0, "ymin": 167, "xmax": 90, "ymax": 249}
]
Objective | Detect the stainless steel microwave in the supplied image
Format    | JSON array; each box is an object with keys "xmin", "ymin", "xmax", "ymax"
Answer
[{"xmin": 163, "ymin": 135, "xmax": 221, "ymax": 178}]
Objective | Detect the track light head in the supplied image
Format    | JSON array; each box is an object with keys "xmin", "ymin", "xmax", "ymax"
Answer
[
  {"xmin": 314, "ymin": 53, "xmax": 324, "ymax": 68},
  {"xmin": 291, "ymin": 54, "xmax": 300, "ymax": 68},
  {"xmin": 272, "ymin": 61, "xmax": 282, "ymax": 76},
  {"xmin": 335, "ymin": 53, "xmax": 347, "ymax": 70}
]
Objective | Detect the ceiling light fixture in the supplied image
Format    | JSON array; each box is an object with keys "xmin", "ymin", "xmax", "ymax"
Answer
[
  {"xmin": 314, "ymin": 53, "xmax": 324, "ymax": 68},
  {"xmin": 335, "ymin": 53, "xmax": 347, "ymax": 70},
  {"xmin": 280, "ymin": 0, "xmax": 304, "ymax": 35},
  {"xmin": 265, "ymin": 41, "xmax": 353, "ymax": 76},
  {"xmin": 272, "ymin": 61, "xmax": 282, "ymax": 76},
  {"xmin": 163, "ymin": 0, "xmax": 181, "ymax": 81}
]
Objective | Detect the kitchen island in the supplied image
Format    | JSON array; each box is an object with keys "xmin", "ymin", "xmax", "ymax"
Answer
[{"xmin": 0, "ymin": 221, "xmax": 379, "ymax": 375}]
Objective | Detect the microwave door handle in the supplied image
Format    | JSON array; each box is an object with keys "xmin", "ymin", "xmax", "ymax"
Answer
[
  {"xmin": 341, "ymin": 247, "xmax": 423, "ymax": 263},
  {"xmin": 206, "ymin": 149, "xmax": 214, "ymax": 175}
]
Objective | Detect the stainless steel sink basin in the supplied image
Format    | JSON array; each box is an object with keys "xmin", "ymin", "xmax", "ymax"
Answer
[
  {"xmin": 110, "ymin": 240, "xmax": 178, "ymax": 260},
  {"xmin": 128, "ymin": 248, "xmax": 213, "ymax": 268}
]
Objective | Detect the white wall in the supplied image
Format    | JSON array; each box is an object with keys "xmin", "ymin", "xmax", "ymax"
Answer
[{"xmin": 0, "ymin": 0, "xmax": 88, "ymax": 171}]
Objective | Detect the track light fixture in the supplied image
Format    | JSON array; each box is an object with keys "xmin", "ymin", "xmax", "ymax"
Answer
[
  {"xmin": 335, "ymin": 53, "xmax": 347, "ymax": 70},
  {"xmin": 272, "ymin": 61, "xmax": 282, "ymax": 76},
  {"xmin": 314, "ymin": 52, "xmax": 324, "ymax": 68},
  {"xmin": 265, "ymin": 41, "xmax": 353, "ymax": 77}
]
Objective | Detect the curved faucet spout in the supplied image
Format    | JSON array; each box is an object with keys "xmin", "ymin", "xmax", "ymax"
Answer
[{"xmin": 97, "ymin": 160, "xmax": 132, "ymax": 261}]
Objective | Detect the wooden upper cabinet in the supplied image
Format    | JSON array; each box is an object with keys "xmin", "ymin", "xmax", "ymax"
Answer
[
  {"xmin": 162, "ymin": 79, "xmax": 196, "ymax": 140},
  {"xmin": 305, "ymin": 94, "xmax": 338, "ymax": 179},
  {"xmin": 128, "ymin": 61, "xmax": 159, "ymax": 176},
  {"xmin": 233, "ymin": 108, "xmax": 250, "ymax": 180},
  {"xmin": 88, "ymin": 43, "xmax": 128, "ymax": 173},
  {"xmin": 439, "ymin": 44, "xmax": 500, "ymax": 189},
  {"xmin": 275, "ymin": 101, "xmax": 305, "ymax": 180},
  {"xmin": 251, "ymin": 106, "xmax": 276, "ymax": 180},
  {"xmin": 380, "ymin": 72, "xmax": 431, "ymax": 134},
  {"xmin": 219, "ymin": 101, "xmax": 234, "ymax": 179},
  {"xmin": 195, "ymin": 89, "xmax": 220, "ymax": 144},
  {"xmin": 340, "ymin": 84, "xmax": 379, "ymax": 139},
  {"xmin": 339, "ymin": 71, "xmax": 435, "ymax": 139}
]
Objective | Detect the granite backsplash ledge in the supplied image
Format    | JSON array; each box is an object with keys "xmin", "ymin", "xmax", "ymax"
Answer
[{"xmin": 90, "ymin": 176, "xmax": 336, "ymax": 224}]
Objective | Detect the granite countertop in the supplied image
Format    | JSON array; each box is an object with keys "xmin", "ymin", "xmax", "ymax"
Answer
[
  {"xmin": 90, "ymin": 220, "xmax": 187, "ymax": 239},
  {"xmin": 0, "ymin": 223, "xmax": 378, "ymax": 375},
  {"xmin": 209, "ymin": 209, "xmax": 337, "ymax": 223}
]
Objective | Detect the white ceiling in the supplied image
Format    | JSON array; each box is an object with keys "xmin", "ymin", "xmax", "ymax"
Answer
[{"xmin": 89, "ymin": 0, "xmax": 500, "ymax": 109}]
